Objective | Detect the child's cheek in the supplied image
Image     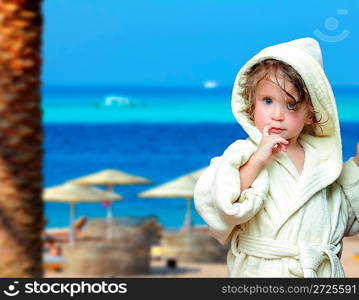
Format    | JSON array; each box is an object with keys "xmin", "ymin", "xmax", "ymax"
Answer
[
  {"xmin": 287, "ymin": 113, "xmax": 306, "ymax": 133},
  {"xmin": 253, "ymin": 107, "xmax": 267, "ymax": 132}
]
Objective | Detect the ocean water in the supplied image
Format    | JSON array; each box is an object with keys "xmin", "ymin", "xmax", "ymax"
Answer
[
  {"xmin": 43, "ymin": 86, "xmax": 359, "ymax": 230},
  {"xmin": 42, "ymin": 85, "xmax": 359, "ymax": 123}
]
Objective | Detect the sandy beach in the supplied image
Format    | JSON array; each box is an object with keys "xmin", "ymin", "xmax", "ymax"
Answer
[{"xmin": 45, "ymin": 236, "xmax": 359, "ymax": 278}]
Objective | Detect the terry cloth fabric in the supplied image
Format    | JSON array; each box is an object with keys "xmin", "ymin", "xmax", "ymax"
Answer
[{"xmin": 194, "ymin": 37, "xmax": 359, "ymax": 277}]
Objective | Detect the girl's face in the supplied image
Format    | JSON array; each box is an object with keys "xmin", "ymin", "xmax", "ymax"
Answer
[{"xmin": 253, "ymin": 70, "xmax": 312, "ymax": 145}]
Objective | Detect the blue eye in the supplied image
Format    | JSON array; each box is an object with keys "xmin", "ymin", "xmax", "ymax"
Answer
[{"xmin": 263, "ymin": 98, "xmax": 272, "ymax": 105}]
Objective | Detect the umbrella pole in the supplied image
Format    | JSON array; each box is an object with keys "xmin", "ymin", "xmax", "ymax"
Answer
[
  {"xmin": 183, "ymin": 198, "xmax": 192, "ymax": 233},
  {"xmin": 69, "ymin": 202, "xmax": 75, "ymax": 245},
  {"xmin": 107, "ymin": 202, "xmax": 113, "ymax": 242},
  {"xmin": 107, "ymin": 185, "xmax": 113, "ymax": 243}
]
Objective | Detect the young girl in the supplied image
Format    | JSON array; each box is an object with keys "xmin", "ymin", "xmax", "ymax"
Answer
[{"xmin": 194, "ymin": 37, "xmax": 359, "ymax": 277}]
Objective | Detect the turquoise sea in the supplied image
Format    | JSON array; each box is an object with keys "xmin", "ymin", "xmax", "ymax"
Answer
[
  {"xmin": 42, "ymin": 85, "xmax": 359, "ymax": 123},
  {"xmin": 42, "ymin": 86, "xmax": 359, "ymax": 230}
]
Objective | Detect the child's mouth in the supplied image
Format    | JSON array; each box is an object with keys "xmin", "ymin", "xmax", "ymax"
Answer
[{"xmin": 270, "ymin": 127, "xmax": 284, "ymax": 134}]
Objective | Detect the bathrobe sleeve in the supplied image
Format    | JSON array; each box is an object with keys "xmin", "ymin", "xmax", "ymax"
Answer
[
  {"xmin": 337, "ymin": 157, "xmax": 359, "ymax": 236},
  {"xmin": 194, "ymin": 139, "xmax": 269, "ymax": 245}
]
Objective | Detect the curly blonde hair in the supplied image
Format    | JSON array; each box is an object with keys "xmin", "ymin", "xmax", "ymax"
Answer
[{"xmin": 239, "ymin": 59, "xmax": 322, "ymax": 135}]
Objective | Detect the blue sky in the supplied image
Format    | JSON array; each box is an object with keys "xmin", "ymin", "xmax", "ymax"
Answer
[{"xmin": 42, "ymin": 0, "xmax": 359, "ymax": 87}]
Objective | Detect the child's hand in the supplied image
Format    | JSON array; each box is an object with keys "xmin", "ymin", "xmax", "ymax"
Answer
[
  {"xmin": 354, "ymin": 143, "xmax": 359, "ymax": 166},
  {"xmin": 252, "ymin": 125, "xmax": 289, "ymax": 165}
]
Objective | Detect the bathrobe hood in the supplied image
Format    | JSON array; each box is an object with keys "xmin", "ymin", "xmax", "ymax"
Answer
[{"xmin": 232, "ymin": 37, "xmax": 342, "ymax": 184}]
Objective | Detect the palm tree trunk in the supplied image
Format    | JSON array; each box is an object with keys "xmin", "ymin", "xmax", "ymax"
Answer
[{"xmin": 0, "ymin": 0, "xmax": 43, "ymax": 277}]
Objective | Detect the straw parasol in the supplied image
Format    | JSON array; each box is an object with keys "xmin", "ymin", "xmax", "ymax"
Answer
[
  {"xmin": 43, "ymin": 183, "xmax": 122, "ymax": 244},
  {"xmin": 68, "ymin": 169, "xmax": 151, "ymax": 187},
  {"xmin": 138, "ymin": 168, "xmax": 204, "ymax": 232},
  {"xmin": 67, "ymin": 169, "xmax": 152, "ymax": 239}
]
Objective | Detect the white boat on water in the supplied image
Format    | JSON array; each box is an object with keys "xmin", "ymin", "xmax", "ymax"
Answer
[{"xmin": 104, "ymin": 96, "xmax": 130, "ymax": 106}]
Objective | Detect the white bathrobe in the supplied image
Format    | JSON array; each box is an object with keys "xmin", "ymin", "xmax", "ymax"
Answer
[{"xmin": 194, "ymin": 38, "xmax": 359, "ymax": 277}]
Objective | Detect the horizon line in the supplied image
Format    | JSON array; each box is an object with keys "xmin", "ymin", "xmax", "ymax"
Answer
[{"xmin": 41, "ymin": 84, "xmax": 359, "ymax": 97}]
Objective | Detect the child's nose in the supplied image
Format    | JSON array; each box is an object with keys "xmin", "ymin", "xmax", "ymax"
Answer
[{"xmin": 271, "ymin": 105, "xmax": 284, "ymax": 121}]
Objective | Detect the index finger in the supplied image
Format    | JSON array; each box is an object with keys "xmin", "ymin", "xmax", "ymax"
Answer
[{"xmin": 263, "ymin": 125, "xmax": 270, "ymax": 137}]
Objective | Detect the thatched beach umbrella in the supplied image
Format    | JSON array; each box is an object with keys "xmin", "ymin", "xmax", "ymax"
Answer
[
  {"xmin": 67, "ymin": 169, "xmax": 152, "ymax": 239},
  {"xmin": 138, "ymin": 168, "xmax": 204, "ymax": 232},
  {"xmin": 68, "ymin": 169, "xmax": 151, "ymax": 187},
  {"xmin": 43, "ymin": 183, "xmax": 122, "ymax": 244}
]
